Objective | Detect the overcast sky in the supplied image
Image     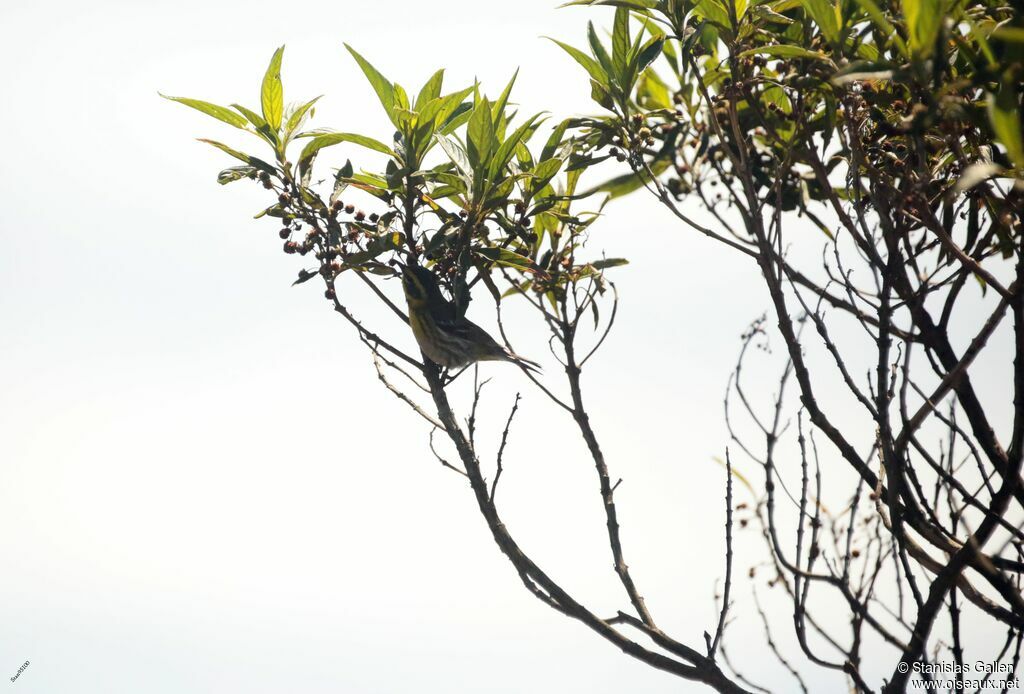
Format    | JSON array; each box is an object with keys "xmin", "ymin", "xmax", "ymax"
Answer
[{"xmin": 1, "ymin": 1, "xmax": 1016, "ymax": 692}]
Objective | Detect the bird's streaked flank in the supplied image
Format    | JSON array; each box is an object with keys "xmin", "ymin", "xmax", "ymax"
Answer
[{"xmin": 400, "ymin": 263, "xmax": 540, "ymax": 374}]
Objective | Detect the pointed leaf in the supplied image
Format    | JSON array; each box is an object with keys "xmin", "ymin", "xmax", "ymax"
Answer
[
  {"xmin": 492, "ymin": 69, "xmax": 519, "ymax": 124},
  {"xmin": 231, "ymin": 103, "xmax": 268, "ymax": 129},
  {"xmin": 583, "ymin": 158, "xmax": 671, "ymax": 198},
  {"xmin": 299, "ymin": 132, "xmax": 395, "ymax": 164},
  {"xmin": 285, "ymin": 96, "xmax": 322, "ymax": 138},
  {"xmin": 161, "ymin": 94, "xmax": 250, "ymax": 130},
  {"xmin": 541, "ymin": 120, "xmax": 570, "ymax": 162},
  {"xmin": 489, "ymin": 113, "xmax": 543, "ymax": 180},
  {"xmin": 197, "ymin": 138, "xmax": 276, "ymax": 173},
  {"xmin": 587, "ymin": 22, "xmax": 616, "ymax": 80},
  {"xmin": 591, "ymin": 79, "xmax": 615, "ymax": 110},
  {"xmin": 415, "ymin": 69, "xmax": 445, "ymax": 110},
  {"xmin": 467, "ymin": 98, "xmax": 495, "ymax": 168},
  {"xmin": 903, "ymin": 0, "xmax": 941, "ymax": 58},
  {"xmin": 590, "ymin": 258, "xmax": 629, "ymax": 269},
  {"xmin": 739, "ymin": 45, "xmax": 833, "ymax": 61},
  {"xmin": 261, "ymin": 46, "xmax": 285, "ymax": 131},
  {"xmin": 435, "ymin": 135, "xmax": 474, "ymax": 186},
  {"xmin": 476, "ymin": 247, "xmax": 539, "ymax": 272},
  {"xmin": 345, "ymin": 44, "xmax": 398, "ymax": 127},
  {"xmin": 635, "ymin": 35, "xmax": 665, "ymax": 74},
  {"xmin": 217, "ymin": 166, "xmax": 257, "ymax": 184},
  {"xmin": 800, "ymin": 0, "xmax": 839, "ymax": 43},
  {"xmin": 547, "ymin": 38, "xmax": 607, "ymax": 85},
  {"xmin": 612, "ymin": 7, "xmax": 630, "ymax": 77}
]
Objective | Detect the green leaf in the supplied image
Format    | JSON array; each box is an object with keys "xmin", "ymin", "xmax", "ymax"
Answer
[
  {"xmin": 612, "ymin": 7, "xmax": 630, "ymax": 77},
  {"xmin": 197, "ymin": 138, "xmax": 276, "ymax": 173},
  {"xmin": 903, "ymin": 0, "xmax": 941, "ymax": 58},
  {"xmin": 850, "ymin": 0, "xmax": 908, "ymax": 57},
  {"xmin": 254, "ymin": 203, "xmax": 288, "ymax": 219},
  {"xmin": 489, "ymin": 114, "xmax": 543, "ymax": 180},
  {"xmin": 217, "ymin": 166, "xmax": 257, "ymax": 184},
  {"xmin": 830, "ymin": 60, "xmax": 896, "ymax": 85},
  {"xmin": 988, "ymin": 78, "xmax": 1024, "ymax": 170},
  {"xmin": 531, "ymin": 157, "xmax": 564, "ymax": 192},
  {"xmin": 417, "ymin": 95, "xmax": 453, "ymax": 132},
  {"xmin": 438, "ymin": 100, "xmax": 474, "ymax": 135},
  {"xmin": 376, "ymin": 231, "xmax": 405, "ymax": 250},
  {"xmin": 292, "ymin": 269, "xmax": 318, "ymax": 286},
  {"xmin": 160, "ymin": 95, "xmax": 251, "ymax": 130},
  {"xmin": 541, "ymin": 120, "xmax": 570, "ymax": 162},
  {"xmin": 993, "ymin": 27, "xmax": 1024, "ymax": 43},
  {"xmin": 584, "ymin": 158, "xmax": 671, "ymax": 198},
  {"xmin": 693, "ymin": 0, "xmax": 731, "ymax": 29},
  {"xmin": 547, "ymin": 38, "xmax": 607, "ymax": 85},
  {"xmin": 476, "ymin": 247, "xmax": 539, "ymax": 271},
  {"xmin": 739, "ymin": 45, "xmax": 832, "ymax": 61},
  {"xmin": 393, "ymin": 83, "xmax": 410, "ymax": 112},
  {"xmin": 435, "ymin": 135, "xmax": 474, "ymax": 191},
  {"xmin": 431, "ymin": 171, "xmax": 469, "ymax": 196},
  {"xmin": 227, "ymin": 103, "xmax": 277, "ymax": 146},
  {"xmin": 331, "ymin": 160, "xmax": 354, "ymax": 204},
  {"xmin": 345, "ymin": 44, "xmax": 398, "ymax": 127},
  {"xmin": 590, "ymin": 257, "xmax": 629, "ymax": 269},
  {"xmin": 467, "ymin": 98, "xmax": 496, "ymax": 169},
  {"xmin": 415, "ymin": 69, "xmax": 445, "ymax": 111},
  {"xmin": 587, "ymin": 22, "xmax": 616, "ymax": 81},
  {"xmin": 231, "ymin": 104, "xmax": 267, "ymax": 129},
  {"xmin": 261, "ymin": 46, "xmax": 285, "ymax": 131},
  {"xmin": 634, "ymin": 35, "xmax": 665, "ymax": 74},
  {"xmin": 484, "ymin": 176, "xmax": 517, "ymax": 207},
  {"xmin": 344, "ymin": 232, "xmax": 407, "ymax": 266},
  {"xmin": 491, "ymin": 69, "xmax": 519, "ymax": 125},
  {"xmin": 284, "ymin": 96, "xmax": 321, "ymax": 138},
  {"xmin": 298, "ymin": 132, "xmax": 395, "ymax": 164},
  {"xmin": 800, "ymin": 0, "xmax": 839, "ymax": 43},
  {"xmin": 591, "ymin": 79, "xmax": 615, "ymax": 110},
  {"xmin": 637, "ymin": 70, "xmax": 671, "ymax": 109}
]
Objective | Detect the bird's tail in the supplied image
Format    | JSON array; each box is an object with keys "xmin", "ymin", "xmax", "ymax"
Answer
[{"xmin": 507, "ymin": 352, "xmax": 542, "ymax": 374}]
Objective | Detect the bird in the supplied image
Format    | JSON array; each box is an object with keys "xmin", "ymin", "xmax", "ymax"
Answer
[{"xmin": 399, "ymin": 263, "xmax": 541, "ymax": 374}]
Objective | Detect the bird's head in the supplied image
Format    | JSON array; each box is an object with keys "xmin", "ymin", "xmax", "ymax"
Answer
[{"xmin": 400, "ymin": 263, "xmax": 438, "ymax": 309}]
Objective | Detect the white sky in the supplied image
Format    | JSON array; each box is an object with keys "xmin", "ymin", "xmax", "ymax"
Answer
[{"xmin": 1, "ymin": 1, "xmax": 1016, "ymax": 692}]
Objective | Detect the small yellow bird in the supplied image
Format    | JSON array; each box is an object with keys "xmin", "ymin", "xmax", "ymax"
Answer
[{"xmin": 400, "ymin": 263, "xmax": 541, "ymax": 373}]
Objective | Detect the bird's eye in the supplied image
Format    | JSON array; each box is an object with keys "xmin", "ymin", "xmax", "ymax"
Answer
[{"xmin": 403, "ymin": 275, "xmax": 423, "ymax": 300}]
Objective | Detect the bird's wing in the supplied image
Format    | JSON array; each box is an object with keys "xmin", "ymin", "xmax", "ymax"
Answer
[{"xmin": 438, "ymin": 316, "xmax": 505, "ymax": 352}]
